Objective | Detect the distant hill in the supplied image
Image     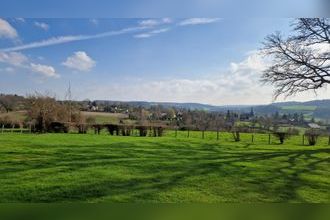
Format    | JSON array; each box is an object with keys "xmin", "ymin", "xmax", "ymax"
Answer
[{"xmin": 94, "ymin": 99, "xmax": 330, "ymax": 120}]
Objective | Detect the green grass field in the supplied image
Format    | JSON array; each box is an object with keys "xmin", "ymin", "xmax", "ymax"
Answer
[
  {"xmin": 0, "ymin": 132, "xmax": 329, "ymax": 203},
  {"xmin": 281, "ymin": 105, "xmax": 317, "ymax": 111}
]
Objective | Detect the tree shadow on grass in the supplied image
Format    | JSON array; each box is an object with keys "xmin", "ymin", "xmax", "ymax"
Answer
[{"xmin": 0, "ymin": 140, "xmax": 329, "ymax": 202}]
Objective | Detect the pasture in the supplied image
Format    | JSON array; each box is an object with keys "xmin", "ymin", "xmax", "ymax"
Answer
[{"xmin": 0, "ymin": 132, "xmax": 329, "ymax": 202}]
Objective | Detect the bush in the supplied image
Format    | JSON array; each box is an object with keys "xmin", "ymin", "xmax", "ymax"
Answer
[
  {"xmin": 0, "ymin": 115, "xmax": 21, "ymax": 128},
  {"xmin": 48, "ymin": 122, "xmax": 69, "ymax": 133},
  {"xmin": 273, "ymin": 132, "xmax": 290, "ymax": 144},
  {"xmin": 305, "ymin": 129, "xmax": 321, "ymax": 146},
  {"xmin": 136, "ymin": 126, "xmax": 148, "ymax": 137}
]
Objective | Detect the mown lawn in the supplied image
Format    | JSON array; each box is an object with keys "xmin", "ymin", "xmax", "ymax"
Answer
[{"xmin": 0, "ymin": 133, "xmax": 329, "ymax": 203}]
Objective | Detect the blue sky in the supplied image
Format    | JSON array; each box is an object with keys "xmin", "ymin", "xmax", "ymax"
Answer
[
  {"xmin": 0, "ymin": 0, "xmax": 324, "ymax": 17},
  {"xmin": 1, "ymin": 17, "xmax": 329, "ymax": 105}
]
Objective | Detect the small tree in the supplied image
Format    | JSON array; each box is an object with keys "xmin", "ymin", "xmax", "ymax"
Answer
[
  {"xmin": 273, "ymin": 132, "xmax": 289, "ymax": 144},
  {"xmin": 273, "ymin": 128, "xmax": 298, "ymax": 144},
  {"xmin": 305, "ymin": 129, "xmax": 321, "ymax": 146}
]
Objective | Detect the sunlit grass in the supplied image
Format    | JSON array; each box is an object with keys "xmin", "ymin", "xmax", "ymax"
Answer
[{"xmin": 0, "ymin": 133, "xmax": 329, "ymax": 202}]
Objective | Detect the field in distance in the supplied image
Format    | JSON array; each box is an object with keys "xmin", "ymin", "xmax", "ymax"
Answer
[{"xmin": 0, "ymin": 133, "xmax": 329, "ymax": 203}]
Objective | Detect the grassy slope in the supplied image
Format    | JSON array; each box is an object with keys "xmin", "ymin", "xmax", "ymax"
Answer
[
  {"xmin": 281, "ymin": 105, "xmax": 317, "ymax": 111},
  {"xmin": 0, "ymin": 132, "xmax": 329, "ymax": 203}
]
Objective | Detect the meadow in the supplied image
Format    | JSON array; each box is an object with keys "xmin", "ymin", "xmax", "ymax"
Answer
[{"xmin": 0, "ymin": 131, "xmax": 329, "ymax": 203}]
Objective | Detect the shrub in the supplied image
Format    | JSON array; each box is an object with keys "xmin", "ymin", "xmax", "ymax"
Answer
[
  {"xmin": 273, "ymin": 132, "xmax": 290, "ymax": 144},
  {"xmin": 136, "ymin": 126, "xmax": 148, "ymax": 137},
  {"xmin": 305, "ymin": 129, "xmax": 321, "ymax": 146}
]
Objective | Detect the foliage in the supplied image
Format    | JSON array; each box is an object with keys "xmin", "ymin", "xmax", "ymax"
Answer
[{"xmin": 305, "ymin": 129, "xmax": 321, "ymax": 146}]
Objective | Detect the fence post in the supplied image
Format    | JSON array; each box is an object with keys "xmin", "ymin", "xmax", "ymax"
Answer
[
  {"xmin": 202, "ymin": 130, "xmax": 205, "ymax": 139},
  {"xmin": 187, "ymin": 129, "xmax": 190, "ymax": 138},
  {"xmin": 1, "ymin": 124, "xmax": 4, "ymax": 134},
  {"xmin": 268, "ymin": 134, "xmax": 271, "ymax": 144},
  {"xmin": 251, "ymin": 134, "xmax": 254, "ymax": 143}
]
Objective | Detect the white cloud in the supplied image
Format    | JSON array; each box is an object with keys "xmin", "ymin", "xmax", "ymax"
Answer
[
  {"xmin": 0, "ymin": 67, "xmax": 15, "ymax": 73},
  {"xmin": 1, "ymin": 26, "xmax": 147, "ymax": 52},
  {"xmin": 0, "ymin": 18, "xmax": 18, "ymax": 39},
  {"xmin": 34, "ymin": 22, "xmax": 49, "ymax": 31},
  {"xmin": 30, "ymin": 63, "xmax": 59, "ymax": 78},
  {"xmin": 162, "ymin": 18, "xmax": 172, "ymax": 24},
  {"xmin": 89, "ymin": 19, "xmax": 99, "ymax": 25},
  {"xmin": 179, "ymin": 18, "xmax": 221, "ymax": 26},
  {"xmin": 138, "ymin": 18, "xmax": 173, "ymax": 27},
  {"xmin": 139, "ymin": 19, "xmax": 160, "ymax": 27},
  {"xmin": 0, "ymin": 51, "xmax": 59, "ymax": 78},
  {"xmin": 84, "ymin": 52, "xmax": 275, "ymax": 105},
  {"xmin": 0, "ymin": 51, "xmax": 28, "ymax": 66},
  {"xmin": 62, "ymin": 51, "xmax": 95, "ymax": 72},
  {"xmin": 134, "ymin": 33, "xmax": 152, "ymax": 38},
  {"xmin": 134, "ymin": 28, "xmax": 170, "ymax": 39},
  {"xmin": 15, "ymin": 18, "xmax": 25, "ymax": 23}
]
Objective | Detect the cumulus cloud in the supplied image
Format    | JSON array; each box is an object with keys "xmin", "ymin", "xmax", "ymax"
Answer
[
  {"xmin": 84, "ymin": 52, "xmax": 274, "ymax": 105},
  {"xmin": 30, "ymin": 63, "xmax": 59, "ymax": 78},
  {"xmin": 179, "ymin": 18, "xmax": 221, "ymax": 26},
  {"xmin": 0, "ymin": 51, "xmax": 59, "ymax": 78},
  {"xmin": 0, "ymin": 51, "xmax": 28, "ymax": 66},
  {"xmin": 0, "ymin": 18, "xmax": 18, "ymax": 39},
  {"xmin": 62, "ymin": 51, "xmax": 95, "ymax": 72},
  {"xmin": 34, "ymin": 22, "xmax": 49, "ymax": 31}
]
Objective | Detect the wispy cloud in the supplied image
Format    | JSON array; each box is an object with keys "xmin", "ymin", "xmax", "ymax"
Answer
[
  {"xmin": 1, "ymin": 26, "xmax": 148, "ymax": 52},
  {"xmin": 89, "ymin": 19, "xmax": 99, "ymax": 25},
  {"xmin": 134, "ymin": 28, "xmax": 170, "ymax": 38},
  {"xmin": 179, "ymin": 18, "xmax": 221, "ymax": 26},
  {"xmin": 34, "ymin": 21, "xmax": 49, "ymax": 31},
  {"xmin": 14, "ymin": 18, "xmax": 25, "ymax": 23},
  {"xmin": 138, "ymin": 18, "xmax": 173, "ymax": 27}
]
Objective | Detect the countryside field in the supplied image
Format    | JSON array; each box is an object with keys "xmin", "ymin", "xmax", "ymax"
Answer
[{"xmin": 0, "ymin": 132, "xmax": 329, "ymax": 203}]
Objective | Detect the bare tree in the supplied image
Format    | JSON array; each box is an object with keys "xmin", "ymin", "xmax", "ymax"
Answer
[
  {"xmin": 0, "ymin": 95, "xmax": 15, "ymax": 112},
  {"xmin": 210, "ymin": 113, "xmax": 225, "ymax": 140},
  {"xmin": 261, "ymin": 18, "xmax": 330, "ymax": 98},
  {"xmin": 196, "ymin": 111, "xmax": 210, "ymax": 139}
]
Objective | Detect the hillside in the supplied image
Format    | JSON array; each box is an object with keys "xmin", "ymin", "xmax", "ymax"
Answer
[{"xmin": 95, "ymin": 99, "xmax": 330, "ymax": 120}]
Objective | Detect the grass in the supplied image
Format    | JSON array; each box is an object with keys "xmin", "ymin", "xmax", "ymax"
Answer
[
  {"xmin": 0, "ymin": 132, "xmax": 329, "ymax": 203},
  {"xmin": 281, "ymin": 105, "xmax": 317, "ymax": 111}
]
